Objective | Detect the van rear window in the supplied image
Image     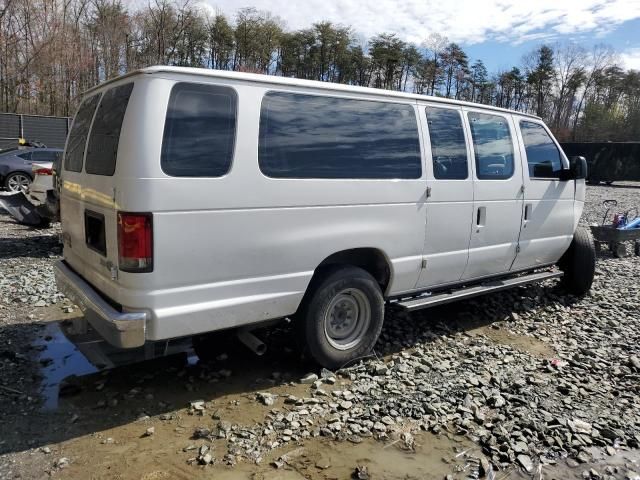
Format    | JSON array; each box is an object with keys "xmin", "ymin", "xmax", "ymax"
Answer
[
  {"xmin": 259, "ymin": 92, "xmax": 421, "ymax": 179},
  {"xmin": 161, "ymin": 83, "xmax": 237, "ymax": 177},
  {"xmin": 64, "ymin": 94, "xmax": 100, "ymax": 172},
  {"xmin": 86, "ymin": 83, "xmax": 134, "ymax": 176}
]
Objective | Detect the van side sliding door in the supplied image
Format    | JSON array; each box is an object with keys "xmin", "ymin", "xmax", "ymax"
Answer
[
  {"xmin": 461, "ymin": 109, "xmax": 525, "ymax": 281},
  {"xmin": 415, "ymin": 103, "xmax": 474, "ymax": 289}
]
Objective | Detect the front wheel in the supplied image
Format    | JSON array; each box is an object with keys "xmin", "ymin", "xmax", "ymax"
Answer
[
  {"xmin": 558, "ymin": 227, "xmax": 596, "ymax": 296},
  {"xmin": 297, "ymin": 266, "xmax": 384, "ymax": 369}
]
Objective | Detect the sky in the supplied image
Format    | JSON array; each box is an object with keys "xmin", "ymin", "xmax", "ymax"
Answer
[{"xmin": 199, "ymin": 0, "xmax": 640, "ymax": 71}]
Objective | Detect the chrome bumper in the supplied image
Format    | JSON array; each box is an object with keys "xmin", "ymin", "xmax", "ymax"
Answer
[{"xmin": 54, "ymin": 260, "xmax": 147, "ymax": 348}]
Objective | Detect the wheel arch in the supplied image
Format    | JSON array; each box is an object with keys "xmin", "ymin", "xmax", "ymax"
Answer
[{"xmin": 310, "ymin": 247, "xmax": 393, "ymax": 296}]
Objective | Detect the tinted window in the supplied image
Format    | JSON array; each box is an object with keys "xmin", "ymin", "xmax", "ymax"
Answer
[
  {"xmin": 467, "ymin": 112, "xmax": 514, "ymax": 180},
  {"xmin": 65, "ymin": 95, "xmax": 100, "ymax": 172},
  {"xmin": 17, "ymin": 151, "xmax": 31, "ymax": 160},
  {"xmin": 520, "ymin": 121, "xmax": 563, "ymax": 178},
  {"xmin": 259, "ymin": 92, "xmax": 421, "ymax": 179},
  {"xmin": 161, "ymin": 83, "xmax": 237, "ymax": 177},
  {"xmin": 86, "ymin": 83, "xmax": 134, "ymax": 176},
  {"xmin": 32, "ymin": 150, "xmax": 58, "ymax": 162},
  {"xmin": 426, "ymin": 107, "xmax": 468, "ymax": 179}
]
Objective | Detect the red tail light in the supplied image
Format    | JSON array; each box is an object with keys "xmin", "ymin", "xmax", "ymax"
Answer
[
  {"xmin": 33, "ymin": 167, "xmax": 53, "ymax": 175},
  {"xmin": 117, "ymin": 212, "xmax": 153, "ymax": 272}
]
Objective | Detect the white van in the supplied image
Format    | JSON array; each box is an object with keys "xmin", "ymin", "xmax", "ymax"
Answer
[{"xmin": 54, "ymin": 66, "xmax": 595, "ymax": 369}]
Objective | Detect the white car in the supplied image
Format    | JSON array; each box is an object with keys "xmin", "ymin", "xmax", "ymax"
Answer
[
  {"xmin": 28, "ymin": 161, "xmax": 54, "ymax": 205},
  {"xmin": 54, "ymin": 67, "xmax": 595, "ymax": 368}
]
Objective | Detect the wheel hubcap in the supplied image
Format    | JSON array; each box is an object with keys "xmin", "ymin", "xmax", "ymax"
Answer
[
  {"xmin": 324, "ymin": 288, "xmax": 371, "ymax": 350},
  {"xmin": 7, "ymin": 174, "xmax": 30, "ymax": 192}
]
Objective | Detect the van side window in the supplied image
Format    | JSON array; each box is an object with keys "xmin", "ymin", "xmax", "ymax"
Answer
[
  {"xmin": 259, "ymin": 92, "xmax": 421, "ymax": 179},
  {"xmin": 467, "ymin": 112, "xmax": 514, "ymax": 180},
  {"xmin": 86, "ymin": 83, "xmax": 134, "ymax": 176},
  {"xmin": 161, "ymin": 83, "xmax": 237, "ymax": 177},
  {"xmin": 64, "ymin": 94, "xmax": 100, "ymax": 172},
  {"xmin": 425, "ymin": 107, "xmax": 468, "ymax": 179},
  {"xmin": 520, "ymin": 121, "xmax": 562, "ymax": 179}
]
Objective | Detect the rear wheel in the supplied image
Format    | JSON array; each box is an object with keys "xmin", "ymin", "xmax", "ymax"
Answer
[
  {"xmin": 5, "ymin": 172, "xmax": 31, "ymax": 192},
  {"xmin": 297, "ymin": 266, "xmax": 384, "ymax": 369},
  {"xmin": 559, "ymin": 227, "xmax": 596, "ymax": 296}
]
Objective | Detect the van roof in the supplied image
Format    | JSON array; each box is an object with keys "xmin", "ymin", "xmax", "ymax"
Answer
[{"xmin": 86, "ymin": 66, "xmax": 541, "ymax": 120}]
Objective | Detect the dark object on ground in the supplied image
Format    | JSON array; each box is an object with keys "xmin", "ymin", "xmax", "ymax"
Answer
[
  {"xmin": 0, "ymin": 191, "xmax": 47, "ymax": 226},
  {"xmin": 561, "ymin": 142, "xmax": 640, "ymax": 184}
]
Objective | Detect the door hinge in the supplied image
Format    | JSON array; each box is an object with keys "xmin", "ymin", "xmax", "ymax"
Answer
[
  {"xmin": 426, "ymin": 186, "xmax": 432, "ymax": 198},
  {"xmin": 421, "ymin": 259, "xmax": 427, "ymax": 269},
  {"xmin": 516, "ymin": 245, "xmax": 521, "ymax": 253},
  {"xmin": 520, "ymin": 184, "xmax": 525, "ymax": 194}
]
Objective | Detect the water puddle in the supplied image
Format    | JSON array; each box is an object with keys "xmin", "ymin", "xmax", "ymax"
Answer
[{"xmin": 33, "ymin": 322, "xmax": 98, "ymax": 410}]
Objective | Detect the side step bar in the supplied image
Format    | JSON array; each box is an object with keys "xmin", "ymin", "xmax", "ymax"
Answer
[{"xmin": 395, "ymin": 270, "xmax": 563, "ymax": 312}]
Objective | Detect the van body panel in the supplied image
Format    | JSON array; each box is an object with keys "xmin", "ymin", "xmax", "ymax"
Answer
[
  {"xmin": 416, "ymin": 102, "xmax": 474, "ymax": 288},
  {"xmin": 511, "ymin": 116, "xmax": 576, "ymax": 268},
  {"xmin": 58, "ymin": 67, "xmax": 581, "ymax": 348},
  {"xmin": 461, "ymin": 109, "xmax": 525, "ymax": 280}
]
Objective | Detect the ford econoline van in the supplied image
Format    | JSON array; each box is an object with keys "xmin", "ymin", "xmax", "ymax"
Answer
[{"xmin": 54, "ymin": 67, "xmax": 595, "ymax": 369}]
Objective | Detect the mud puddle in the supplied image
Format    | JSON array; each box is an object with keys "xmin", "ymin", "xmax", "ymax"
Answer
[
  {"xmin": 33, "ymin": 321, "xmax": 98, "ymax": 409},
  {"xmin": 51, "ymin": 429, "xmax": 483, "ymax": 480}
]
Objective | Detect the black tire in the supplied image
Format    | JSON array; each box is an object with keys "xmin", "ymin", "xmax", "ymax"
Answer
[
  {"xmin": 559, "ymin": 227, "xmax": 596, "ymax": 296},
  {"xmin": 297, "ymin": 266, "xmax": 384, "ymax": 369}
]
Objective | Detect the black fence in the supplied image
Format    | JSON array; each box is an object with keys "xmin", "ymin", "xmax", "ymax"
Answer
[
  {"xmin": 0, "ymin": 113, "xmax": 70, "ymax": 150},
  {"xmin": 561, "ymin": 142, "xmax": 640, "ymax": 183}
]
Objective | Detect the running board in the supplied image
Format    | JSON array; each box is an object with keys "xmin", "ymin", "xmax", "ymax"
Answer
[{"xmin": 395, "ymin": 270, "xmax": 563, "ymax": 312}]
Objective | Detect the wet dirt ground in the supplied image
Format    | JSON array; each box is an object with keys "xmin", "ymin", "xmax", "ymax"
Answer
[{"xmin": 1, "ymin": 183, "xmax": 640, "ymax": 479}]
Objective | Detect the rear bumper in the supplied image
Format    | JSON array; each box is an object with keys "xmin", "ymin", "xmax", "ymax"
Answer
[{"xmin": 54, "ymin": 260, "xmax": 147, "ymax": 348}]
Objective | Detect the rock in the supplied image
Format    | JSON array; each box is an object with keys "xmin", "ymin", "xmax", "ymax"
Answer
[
  {"xmin": 354, "ymin": 465, "xmax": 370, "ymax": 479},
  {"xmin": 513, "ymin": 441, "xmax": 528, "ymax": 453},
  {"xmin": 144, "ymin": 427, "xmax": 155, "ymax": 437},
  {"xmin": 300, "ymin": 373, "xmax": 319, "ymax": 384},
  {"xmin": 193, "ymin": 427, "xmax": 211, "ymax": 439},
  {"xmin": 576, "ymin": 450, "xmax": 591, "ymax": 464},
  {"xmin": 569, "ymin": 419, "xmax": 592, "ymax": 435},
  {"xmin": 517, "ymin": 454, "xmax": 533, "ymax": 473},
  {"xmin": 54, "ymin": 457, "xmax": 69, "ymax": 469},
  {"xmin": 339, "ymin": 400, "xmax": 353, "ymax": 410},
  {"xmin": 257, "ymin": 392, "xmax": 276, "ymax": 406},
  {"xmin": 40, "ymin": 446, "xmax": 51, "ymax": 454}
]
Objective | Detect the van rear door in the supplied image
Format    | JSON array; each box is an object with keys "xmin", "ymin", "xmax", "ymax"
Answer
[{"xmin": 60, "ymin": 83, "xmax": 134, "ymax": 290}]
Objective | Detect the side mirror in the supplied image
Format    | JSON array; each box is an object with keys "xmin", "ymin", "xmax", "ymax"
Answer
[{"xmin": 559, "ymin": 156, "xmax": 588, "ymax": 181}]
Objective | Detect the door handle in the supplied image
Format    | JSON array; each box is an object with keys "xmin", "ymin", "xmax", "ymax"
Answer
[
  {"xmin": 476, "ymin": 206, "xmax": 486, "ymax": 231},
  {"xmin": 524, "ymin": 204, "xmax": 532, "ymax": 222}
]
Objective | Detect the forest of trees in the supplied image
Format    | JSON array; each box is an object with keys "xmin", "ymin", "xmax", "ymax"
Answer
[{"xmin": 1, "ymin": 0, "xmax": 639, "ymax": 141}]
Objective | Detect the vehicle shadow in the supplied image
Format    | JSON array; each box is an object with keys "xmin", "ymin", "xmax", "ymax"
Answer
[
  {"xmin": 0, "ymin": 234, "xmax": 61, "ymax": 259},
  {"xmin": 0, "ymin": 271, "xmax": 585, "ymax": 457}
]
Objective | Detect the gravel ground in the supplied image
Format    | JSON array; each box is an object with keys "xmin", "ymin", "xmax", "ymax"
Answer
[{"xmin": 0, "ymin": 183, "xmax": 639, "ymax": 479}]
